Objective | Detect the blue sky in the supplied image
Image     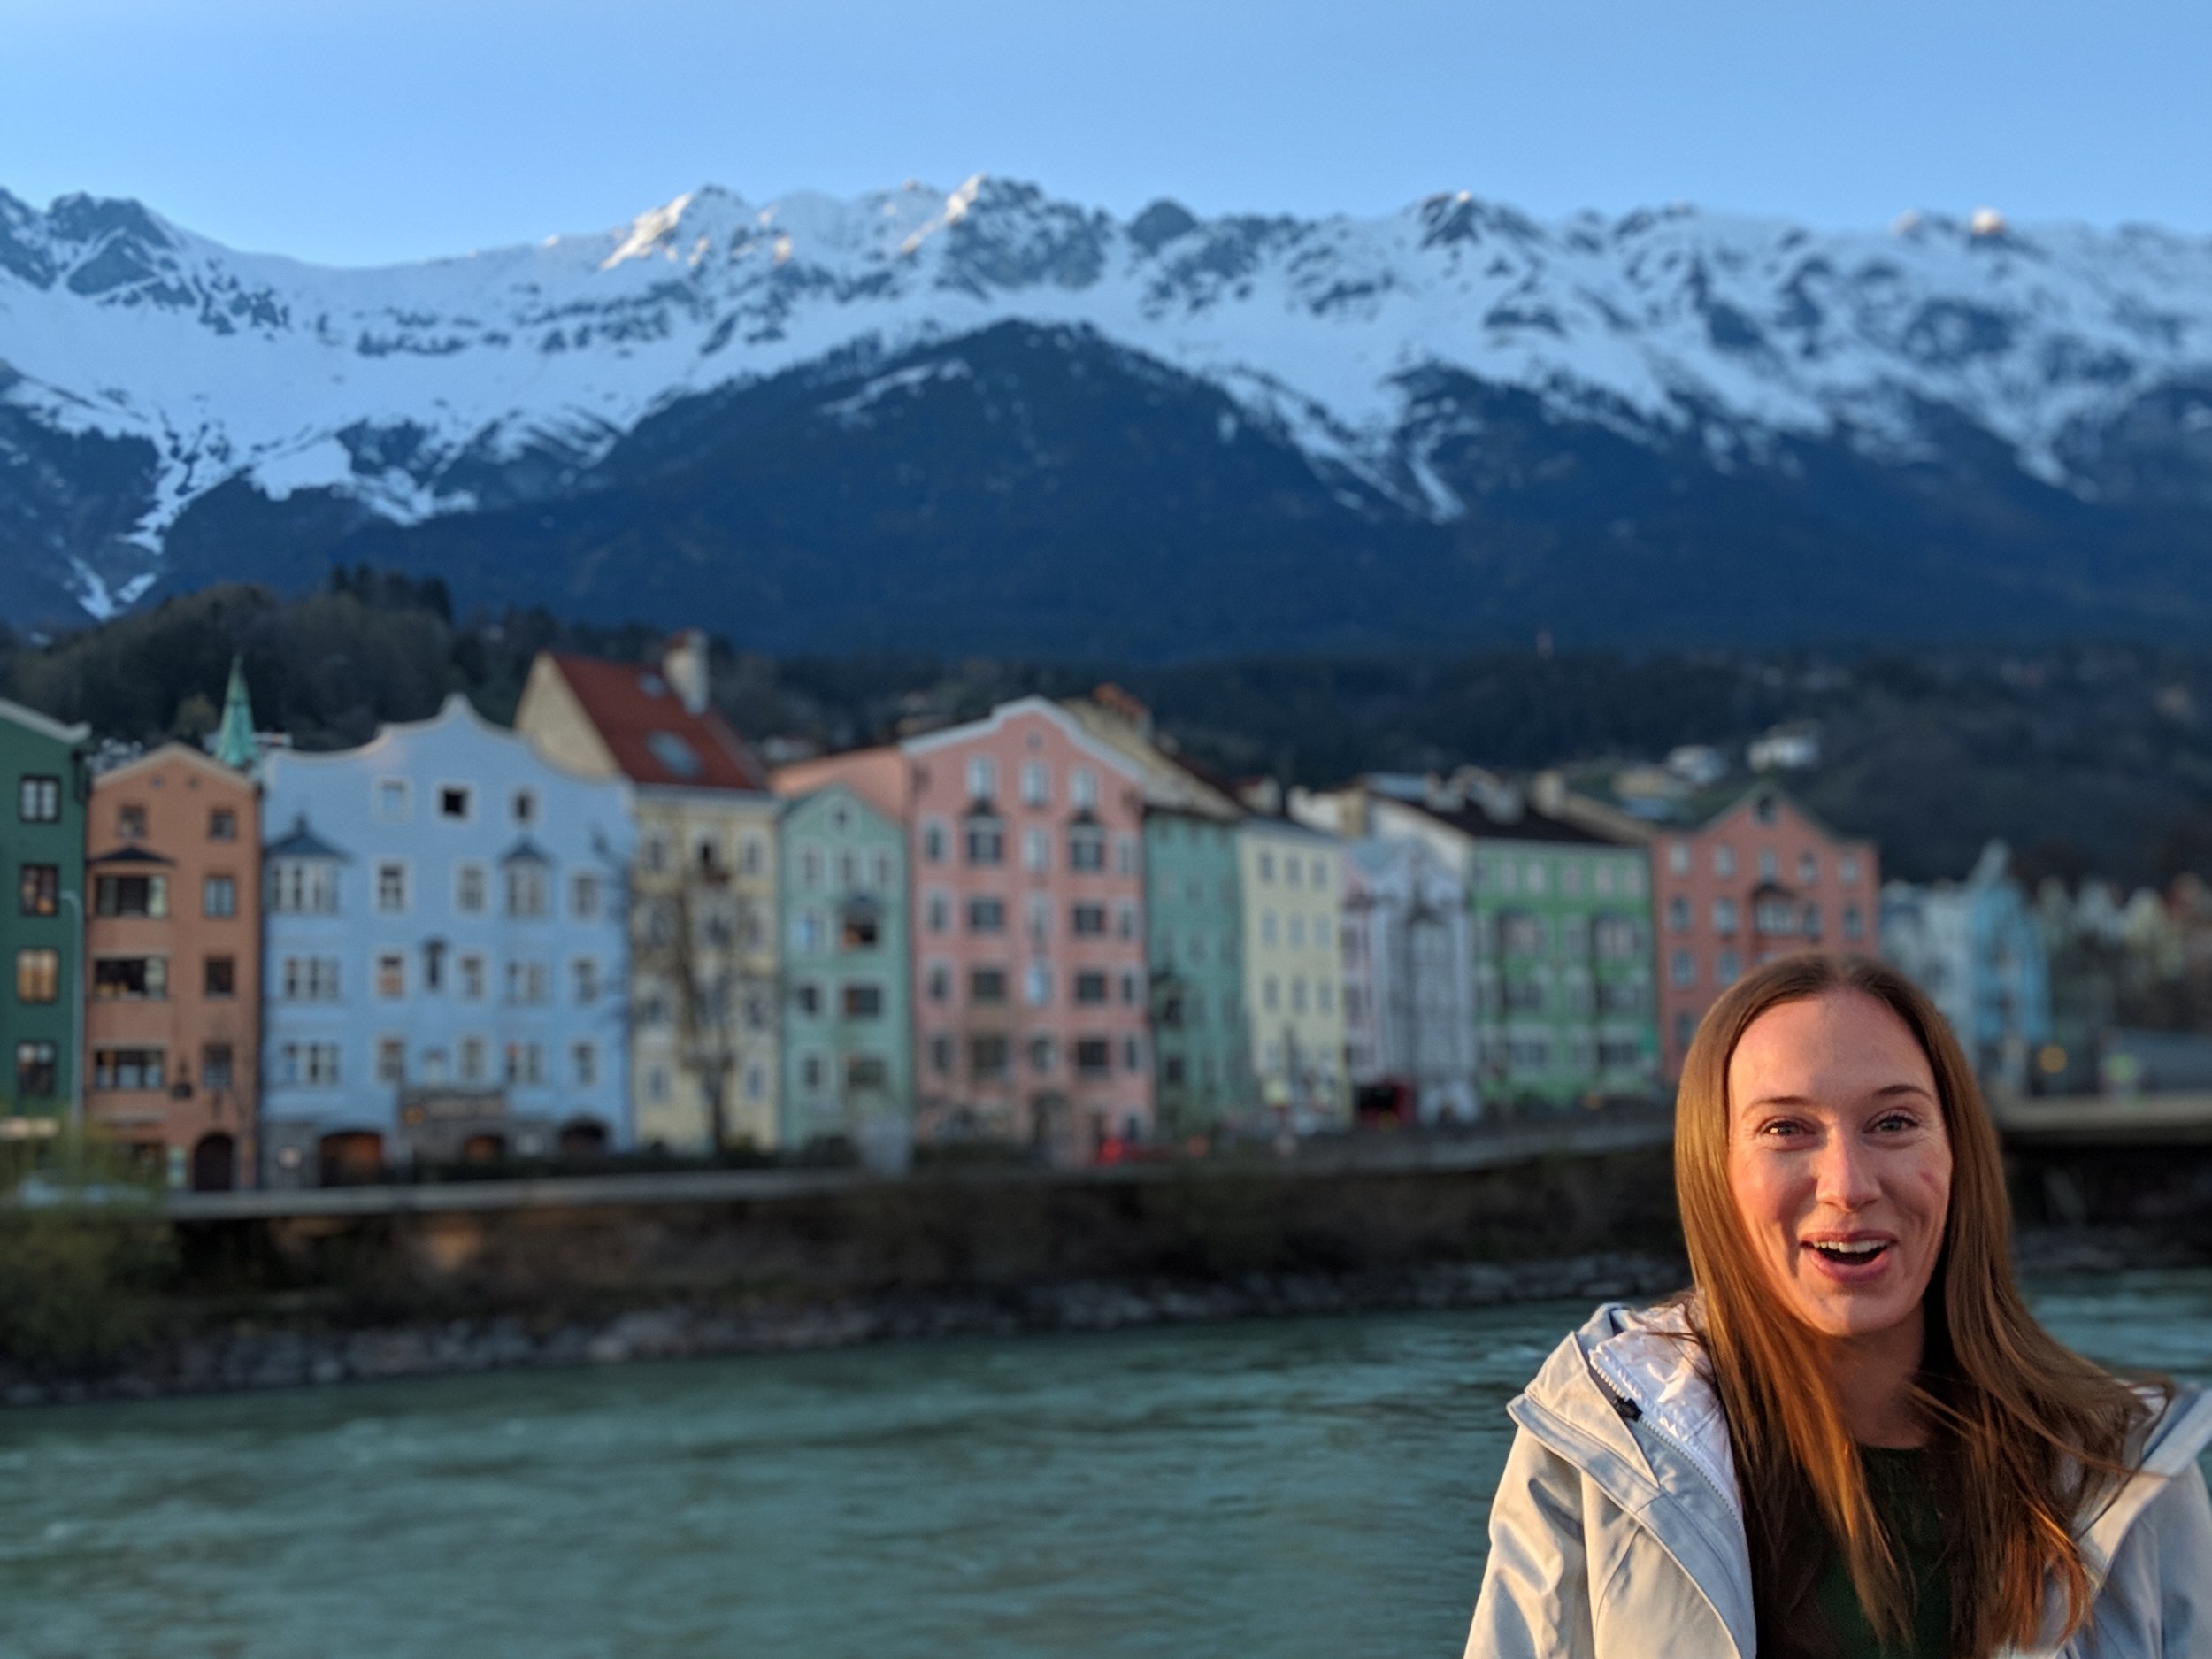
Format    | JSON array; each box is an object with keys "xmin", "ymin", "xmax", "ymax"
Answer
[{"xmin": 4, "ymin": 0, "xmax": 2204, "ymax": 265}]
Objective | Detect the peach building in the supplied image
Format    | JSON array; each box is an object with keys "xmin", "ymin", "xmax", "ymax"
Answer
[
  {"xmin": 789, "ymin": 698, "xmax": 1155, "ymax": 1149},
  {"xmin": 83, "ymin": 745, "xmax": 259, "ymax": 1188},
  {"xmin": 1652, "ymin": 783, "xmax": 1878, "ymax": 1079}
]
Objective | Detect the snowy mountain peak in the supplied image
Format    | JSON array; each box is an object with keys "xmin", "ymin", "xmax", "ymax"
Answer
[{"xmin": 4, "ymin": 175, "xmax": 2211, "ymax": 623}]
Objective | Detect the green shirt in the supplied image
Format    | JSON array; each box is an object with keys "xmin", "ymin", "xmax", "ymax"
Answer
[{"xmin": 1813, "ymin": 1446, "xmax": 1952, "ymax": 1659}]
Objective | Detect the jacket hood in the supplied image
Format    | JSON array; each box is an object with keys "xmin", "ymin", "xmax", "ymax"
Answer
[{"xmin": 1510, "ymin": 1300, "xmax": 2212, "ymax": 1652}]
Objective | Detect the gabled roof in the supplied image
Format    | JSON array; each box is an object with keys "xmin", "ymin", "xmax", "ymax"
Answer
[
  {"xmin": 91, "ymin": 741, "xmax": 254, "ymax": 793},
  {"xmin": 88, "ymin": 845, "xmax": 175, "ymax": 867},
  {"xmin": 265, "ymin": 813, "xmax": 350, "ymax": 861},
  {"xmin": 546, "ymin": 653, "xmax": 769, "ymax": 793},
  {"xmin": 1381, "ymin": 792, "xmax": 1615, "ymax": 849},
  {"xmin": 0, "ymin": 697, "xmax": 90, "ymax": 748}
]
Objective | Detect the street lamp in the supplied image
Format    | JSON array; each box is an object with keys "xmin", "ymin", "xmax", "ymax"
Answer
[{"xmin": 58, "ymin": 889, "xmax": 83, "ymax": 1136}]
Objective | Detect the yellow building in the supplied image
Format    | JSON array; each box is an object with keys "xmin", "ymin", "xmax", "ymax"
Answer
[
  {"xmin": 514, "ymin": 634, "xmax": 783, "ymax": 1150},
  {"xmin": 1236, "ymin": 817, "xmax": 1348, "ymax": 1131}
]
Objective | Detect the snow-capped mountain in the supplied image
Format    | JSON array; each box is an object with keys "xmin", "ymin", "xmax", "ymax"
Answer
[{"xmin": 4, "ymin": 175, "xmax": 2210, "ymax": 649}]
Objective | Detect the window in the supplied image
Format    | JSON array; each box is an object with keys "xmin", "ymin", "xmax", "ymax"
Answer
[
  {"xmin": 422, "ymin": 941, "xmax": 446, "ymax": 993},
  {"xmin": 970, "ymin": 1035, "xmax": 1010, "ymax": 1080},
  {"xmin": 573, "ymin": 958, "xmax": 599, "ymax": 1003},
  {"xmin": 1262, "ymin": 911, "xmax": 1279, "ymax": 946},
  {"xmin": 846, "ymin": 1054, "xmax": 888, "ymax": 1093},
  {"xmin": 1843, "ymin": 903, "xmax": 1864, "ymax": 941},
  {"xmin": 1839, "ymin": 855, "xmax": 1862, "ymax": 887},
  {"xmin": 1025, "ymin": 962, "xmax": 1052, "ymax": 1007},
  {"xmin": 14, "ymin": 1041, "xmax": 56, "ymax": 1098},
  {"xmin": 208, "ymin": 807, "xmax": 237, "ymax": 841},
  {"xmin": 1501, "ymin": 914, "xmax": 1546, "ymax": 955},
  {"xmin": 1067, "ymin": 826, "xmax": 1104, "ymax": 872},
  {"xmin": 1503, "ymin": 979, "xmax": 1546, "ymax": 1014},
  {"xmin": 793, "ymin": 909, "xmax": 824, "ymax": 952},
  {"xmin": 1116, "ymin": 836, "xmax": 1137, "ymax": 876},
  {"xmin": 1257, "ymin": 851, "xmax": 1275, "ymax": 884},
  {"xmin": 15, "ymin": 949, "xmax": 59, "ymax": 1003},
  {"xmin": 800, "ymin": 1051, "xmax": 826, "ymax": 1092},
  {"xmin": 204, "ymin": 955, "xmax": 235, "ymax": 998},
  {"xmin": 1667, "ymin": 895, "xmax": 1690, "ymax": 932},
  {"xmin": 641, "ymin": 836, "xmax": 670, "ymax": 875},
  {"xmin": 439, "ymin": 785, "xmax": 471, "ymax": 820},
  {"xmin": 1115, "ymin": 902, "xmax": 1136, "ymax": 940},
  {"xmin": 570, "ymin": 872, "xmax": 601, "ymax": 919},
  {"xmin": 459, "ymin": 954, "xmax": 486, "ymax": 1000},
  {"xmin": 506, "ymin": 865, "xmax": 548, "ymax": 918},
  {"xmin": 505, "ymin": 960, "xmax": 549, "ymax": 1005},
  {"xmin": 925, "ymin": 889, "xmax": 950, "ymax": 934},
  {"xmin": 969, "ymin": 966, "xmax": 1009, "ymax": 1005},
  {"xmin": 1074, "ymin": 1039, "xmax": 1112, "ymax": 1079},
  {"xmin": 922, "ymin": 819, "xmax": 948, "ymax": 864},
  {"xmin": 1022, "ymin": 762, "xmax": 1050, "ymax": 806},
  {"xmin": 19, "ymin": 775, "xmax": 60, "ymax": 822},
  {"xmin": 1717, "ymin": 949, "xmax": 1741, "ymax": 984},
  {"xmin": 965, "ymin": 818, "xmax": 1004, "ymax": 866},
  {"xmin": 203, "ymin": 874, "xmax": 237, "ymax": 918},
  {"xmin": 798, "ymin": 845, "xmax": 823, "ymax": 888},
  {"xmin": 95, "ymin": 874, "xmax": 168, "ymax": 918},
  {"xmin": 1671, "ymin": 949, "xmax": 1695, "ymax": 987},
  {"xmin": 1675, "ymin": 1012, "xmax": 1698, "ymax": 1052},
  {"xmin": 925, "ymin": 964, "xmax": 950, "ymax": 1004},
  {"xmin": 795, "ymin": 979, "xmax": 823, "ymax": 1016},
  {"xmin": 1594, "ymin": 917, "xmax": 1642, "ymax": 959},
  {"xmin": 842, "ymin": 982, "xmax": 884, "ymax": 1018},
  {"xmin": 1799, "ymin": 851, "xmax": 1820, "ymax": 885},
  {"xmin": 1120, "ymin": 969, "xmax": 1141, "ymax": 1005},
  {"xmin": 511, "ymin": 788, "xmax": 537, "ymax": 826},
  {"xmin": 1071, "ymin": 903, "xmax": 1107, "ymax": 937},
  {"xmin": 870, "ymin": 851, "xmax": 892, "ymax": 889},
  {"xmin": 1075, "ymin": 971, "xmax": 1109, "ymax": 1004},
  {"xmin": 966, "ymin": 896, "xmax": 1006, "ymax": 934},
  {"xmin": 117, "ymin": 804, "xmax": 148, "ymax": 841},
  {"xmin": 646, "ymin": 1064, "xmax": 671, "ymax": 1102},
  {"xmin": 281, "ymin": 957, "xmax": 341, "ymax": 1002},
  {"xmin": 93, "ymin": 1048, "xmax": 165, "ymax": 1090},
  {"xmin": 572, "ymin": 1042, "xmax": 597, "ymax": 1087},
  {"xmin": 1071, "ymin": 768, "xmax": 1098, "ymax": 810},
  {"xmin": 1286, "ymin": 856, "xmax": 1303, "ymax": 889},
  {"xmin": 1712, "ymin": 897, "xmax": 1739, "ymax": 933},
  {"xmin": 1712, "ymin": 845, "xmax": 1736, "ymax": 879},
  {"xmin": 1027, "ymin": 1034, "xmax": 1056, "ymax": 1075},
  {"xmin": 455, "ymin": 864, "xmax": 487, "ymax": 913},
  {"xmin": 1801, "ymin": 903, "xmax": 1824, "ymax": 941},
  {"xmin": 1755, "ymin": 895, "xmax": 1795, "ymax": 933},
  {"xmin": 504, "ymin": 1042, "xmax": 546, "ymax": 1086},
  {"xmin": 1758, "ymin": 848, "xmax": 1778, "ymax": 881},
  {"xmin": 966, "ymin": 756, "xmax": 997, "ymax": 801},
  {"xmin": 929, "ymin": 1035, "xmax": 955, "ymax": 1077},
  {"xmin": 1524, "ymin": 861, "xmax": 1548, "ymax": 896},
  {"xmin": 377, "ymin": 954, "xmax": 405, "ymax": 998},
  {"xmin": 1288, "ymin": 916, "xmax": 1305, "ymax": 948},
  {"xmin": 268, "ymin": 861, "xmax": 337, "ymax": 914},
  {"xmin": 1667, "ymin": 841, "xmax": 1690, "ymax": 876},
  {"xmin": 1263, "ymin": 975, "xmax": 1280, "ymax": 1011},
  {"xmin": 377, "ymin": 780, "xmax": 410, "ymax": 820},
  {"xmin": 841, "ymin": 905, "xmax": 880, "ymax": 949},
  {"xmin": 459, "ymin": 1037, "xmax": 488, "ymax": 1084},
  {"xmin": 18, "ymin": 863, "xmax": 58, "ymax": 916},
  {"xmin": 88, "ymin": 955, "xmax": 165, "ymax": 1002},
  {"xmin": 376, "ymin": 1038, "xmax": 405, "ymax": 1084},
  {"xmin": 1024, "ymin": 828, "xmax": 1049, "ymax": 873},
  {"xmin": 375, "ymin": 862, "xmax": 408, "ymax": 913}
]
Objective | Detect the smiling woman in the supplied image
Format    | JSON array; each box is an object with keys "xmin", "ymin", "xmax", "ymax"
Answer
[{"xmin": 1464, "ymin": 953, "xmax": 2212, "ymax": 1659}]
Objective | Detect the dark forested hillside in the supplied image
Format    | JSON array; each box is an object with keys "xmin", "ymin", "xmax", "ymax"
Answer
[{"xmin": 8, "ymin": 572, "xmax": 2212, "ymax": 888}]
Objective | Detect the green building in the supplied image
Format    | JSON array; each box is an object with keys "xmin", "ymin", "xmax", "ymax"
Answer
[
  {"xmin": 1144, "ymin": 807, "xmax": 1252, "ymax": 1136},
  {"xmin": 778, "ymin": 783, "xmax": 913, "ymax": 1168},
  {"xmin": 1363, "ymin": 787, "xmax": 1661, "ymax": 1108},
  {"xmin": 2, "ymin": 700, "xmax": 92, "ymax": 1132}
]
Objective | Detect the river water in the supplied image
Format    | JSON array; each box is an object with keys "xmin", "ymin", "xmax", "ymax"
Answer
[{"xmin": 4, "ymin": 1271, "xmax": 2208, "ymax": 1659}]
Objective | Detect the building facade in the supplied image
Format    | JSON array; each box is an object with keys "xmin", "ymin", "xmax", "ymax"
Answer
[
  {"xmin": 515, "ymin": 638, "xmax": 782, "ymax": 1151},
  {"xmin": 1237, "ymin": 817, "xmax": 1348, "ymax": 1129},
  {"xmin": 82, "ymin": 745, "xmax": 259, "ymax": 1188},
  {"xmin": 904, "ymin": 699, "xmax": 1154, "ymax": 1151},
  {"xmin": 1653, "ymin": 783, "xmax": 1879, "ymax": 1078},
  {"xmin": 258, "ymin": 695, "xmax": 634, "ymax": 1185},
  {"xmin": 1341, "ymin": 836, "xmax": 1480, "ymax": 1123},
  {"xmin": 777, "ymin": 783, "xmax": 913, "ymax": 1164},
  {"xmin": 1882, "ymin": 841, "xmax": 2050, "ymax": 1088},
  {"xmin": 2, "ymin": 700, "xmax": 90, "ymax": 1135}
]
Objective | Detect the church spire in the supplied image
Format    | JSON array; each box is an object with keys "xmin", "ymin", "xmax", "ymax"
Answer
[{"xmin": 213, "ymin": 655, "xmax": 258, "ymax": 773}]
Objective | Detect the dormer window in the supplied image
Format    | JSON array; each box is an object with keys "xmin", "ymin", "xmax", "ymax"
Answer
[{"xmin": 440, "ymin": 786, "xmax": 471, "ymax": 820}]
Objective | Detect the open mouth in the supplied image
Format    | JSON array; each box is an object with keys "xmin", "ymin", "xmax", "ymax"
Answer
[{"xmin": 1803, "ymin": 1239, "xmax": 1892, "ymax": 1266}]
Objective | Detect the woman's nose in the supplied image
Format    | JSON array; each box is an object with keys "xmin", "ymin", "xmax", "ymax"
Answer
[{"xmin": 1814, "ymin": 1132, "xmax": 1884, "ymax": 1212}]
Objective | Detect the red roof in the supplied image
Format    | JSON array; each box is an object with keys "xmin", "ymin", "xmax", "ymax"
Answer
[{"xmin": 548, "ymin": 653, "xmax": 769, "ymax": 792}]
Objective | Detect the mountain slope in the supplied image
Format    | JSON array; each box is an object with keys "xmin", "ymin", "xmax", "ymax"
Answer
[{"xmin": 3, "ymin": 177, "xmax": 2210, "ymax": 649}]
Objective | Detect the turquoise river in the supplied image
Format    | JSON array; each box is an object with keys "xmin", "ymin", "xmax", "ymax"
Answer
[{"xmin": 4, "ymin": 1271, "xmax": 2209, "ymax": 1658}]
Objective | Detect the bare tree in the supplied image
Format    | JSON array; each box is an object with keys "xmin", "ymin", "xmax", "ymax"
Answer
[{"xmin": 631, "ymin": 851, "xmax": 779, "ymax": 1153}]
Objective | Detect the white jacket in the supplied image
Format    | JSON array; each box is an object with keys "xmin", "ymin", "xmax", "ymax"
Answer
[{"xmin": 1464, "ymin": 1302, "xmax": 2212, "ymax": 1659}]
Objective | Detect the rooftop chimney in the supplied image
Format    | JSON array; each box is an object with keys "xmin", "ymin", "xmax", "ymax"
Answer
[{"xmin": 664, "ymin": 630, "xmax": 710, "ymax": 716}]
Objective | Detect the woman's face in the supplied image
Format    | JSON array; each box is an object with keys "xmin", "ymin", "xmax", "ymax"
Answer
[{"xmin": 1725, "ymin": 989, "xmax": 1953, "ymax": 1342}]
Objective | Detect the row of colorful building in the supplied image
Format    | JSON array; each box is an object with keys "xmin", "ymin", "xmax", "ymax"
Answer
[{"xmin": 6, "ymin": 632, "xmax": 2072, "ymax": 1191}]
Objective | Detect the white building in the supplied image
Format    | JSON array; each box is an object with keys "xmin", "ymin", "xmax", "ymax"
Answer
[{"xmin": 1341, "ymin": 838, "xmax": 1480, "ymax": 1123}]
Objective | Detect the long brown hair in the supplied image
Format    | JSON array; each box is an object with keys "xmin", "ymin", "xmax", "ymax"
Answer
[{"xmin": 1676, "ymin": 952, "xmax": 2157, "ymax": 1658}]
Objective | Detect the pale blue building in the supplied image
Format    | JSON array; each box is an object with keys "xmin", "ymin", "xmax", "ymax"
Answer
[
  {"xmin": 258, "ymin": 695, "xmax": 634, "ymax": 1185},
  {"xmin": 1882, "ymin": 841, "xmax": 2051, "ymax": 1089}
]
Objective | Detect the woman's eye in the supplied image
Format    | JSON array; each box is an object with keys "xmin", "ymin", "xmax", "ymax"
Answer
[
  {"xmin": 1872, "ymin": 1113, "xmax": 1916, "ymax": 1133},
  {"xmin": 1757, "ymin": 1119, "xmax": 1808, "ymax": 1139}
]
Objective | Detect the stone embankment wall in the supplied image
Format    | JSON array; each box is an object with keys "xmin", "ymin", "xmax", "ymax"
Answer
[{"xmin": 7, "ymin": 1144, "xmax": 1689, "ymax": 1405}]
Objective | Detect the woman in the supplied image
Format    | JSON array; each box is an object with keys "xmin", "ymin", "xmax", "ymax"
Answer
[{"xmin": 1465, "ymin": 953, "xmax": 2212, "ymax": 1658}]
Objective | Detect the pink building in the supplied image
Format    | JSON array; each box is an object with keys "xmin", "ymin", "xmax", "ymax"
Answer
[
  {"xmin": 1653, "ymin": 783, "xmax": 1878, "ymax": 1079},
  {"xmin": 782, "ymin": 699, "xmax": 1155, "ymax": 1149}
]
